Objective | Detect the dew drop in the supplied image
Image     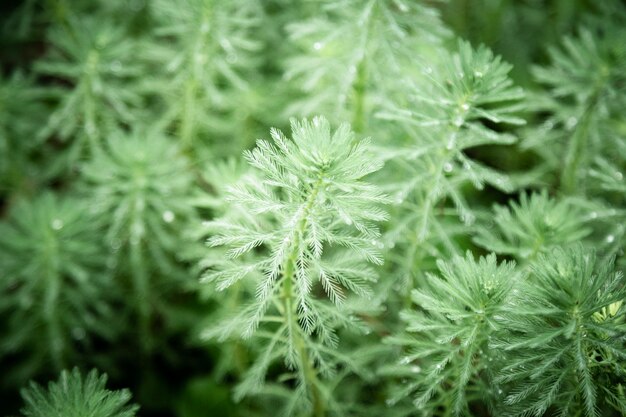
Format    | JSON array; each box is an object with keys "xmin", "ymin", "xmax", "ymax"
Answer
[
  {"xmin": 443, "ymin": 162, "xmax": 453, "ymax": 173},
  {"xmin": 162, "ymin": 210, "xmax": 175, "ymax": 223},
  {"xmin": 72, "ymin": 327, "xmax": 87, "ymax": 340},
  {"xmin": 399, "ymin": 356, "xmax": 411, "ymax": 365},
  {"xmin": 110, "ymin": 238, "xmax": 122, "ymax": 251},
  {"xmin": 566, "ymin": 117, "xmax": 578, "ymax": 129},
  {"xmin": 51, "ymin": 219, "xmax": 64, "ymax": 230},
  {"xmin": 474, "ymin": 71, "xmax": 483, "ymax": 78},
  {"xmin": 313, "ymin": 42, "xmax": 323, "ymax": 51},
  {"xmin": 410, "ymin": 365, "xmax": 421, "ymax": 373},
  {"xmin": 446, "ymin": 139, "xmax": 455, "ymax": 150},
  {"xmin": 615, "ymin": 171, "xmax": 623, "ymax": 181},
  {"xmin": 453, "ymin": 116, "xmax": 464, "ymax": 127},
  {"xmin": 590, "ymin": 211, "xmax": 598, "ymax": 219},
  {"xmin": 606, "ymin": 235, "xmax": 615, "ymax": 243},
  {"xmin": 423, "ymin": 66, "xmax": 433, "ymax": 74},
  {"xmin": 110, "ymin": 60, "xmax": 122, "ymax": 73},
  {"xmin": 461, "ymin": 103, "xmax": 470, "ymax": 111}
]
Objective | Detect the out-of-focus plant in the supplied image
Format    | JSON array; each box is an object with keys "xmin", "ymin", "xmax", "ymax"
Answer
[
  {"xmin": 0, "ymin": 193, "xmax": 114, "ymax": 377},
  {"xmin": 285, "ymin": 0, "xmax": 450, "ymax": 133},
  {"xmin": 35, "ymin": 17, "xmax": 144, "ymax": 166},
  {"xmin": 473, "ymin": 190, "xmax": 592, "ymax": 262},
  {"xmin": 0, "ymin": 72, "xmax": 47, "ymax": 191},
  {"xmin": 147, "ymin": 0, "xmax": 263, "ymax": 156},
  {"xmin": 81, "ymin": 127, "xmax": 196, "ymax": 351},
  {"xmin": 19, "ymin": 368, "xmax": 138, "ymax": 417}
]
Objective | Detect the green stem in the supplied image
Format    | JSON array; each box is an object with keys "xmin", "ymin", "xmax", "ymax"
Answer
[
  {"xmin": 130, "ymin": 221, "xmax": 151, "ymax": 352},
  {"xmin": 43, "ymin": 229, "xmax": 64, "ymax": 369},
  {"xmin": 351, "ymin": 60, "xmax": 367, "ymax": 134},
  {"xmin": 179, "ymin": 77, "xmax": 197, "ymax": 153},
  {"xmin": 281, "ymin": 177, "xmax": 325, "ymax": 417},
  {"xmin": 83, "ymin": 49, "xmax": 101, "ymax": 156},
  {"xmin": 179, "ymin": 4, "xmax": 212, "ymax": 155},
  {"xmin": 560, "ymin": 94, "xmax": 599, "ymax": 195},
  {"xmin": 350, "ymin": 0, "xmax": 375, "ymax": 134}
]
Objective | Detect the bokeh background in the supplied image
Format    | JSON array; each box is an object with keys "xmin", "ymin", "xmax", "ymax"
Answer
[{"xmin": 0, "ymin": 0, "xmax": 616, "ymax": 416}]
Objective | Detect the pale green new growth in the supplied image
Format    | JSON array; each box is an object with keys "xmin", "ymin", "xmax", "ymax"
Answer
[
  {"xmin": 202, "ymin": 116, "xmax": 387, "ymax": 415},
  {"xmin": 474, "ymin": 191, "xmax": 592, "ymax": 261},
  {"xmin": 388, "ymin": 252, "xmax": 517, "ymax": 415}
]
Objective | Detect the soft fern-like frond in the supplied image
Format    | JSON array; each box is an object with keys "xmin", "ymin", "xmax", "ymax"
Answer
[
  {"xmin": 495, "ymin": 246, "xmax": 626, "ymax": 417},
  {"xmin": 148, "ymin": 0, "xmax": 262, "ymax": 154},
  {"xmin": 202, "ymin": 116, "xmax": 387, "ymax": 414},
  {"xmin": 473, "ymin": 190, "xmax": 592, "ymax": 261},
  {"xmin": 285, "ymin": 0, "xmax": 450, "ymax": 131},
  {"xmin": 35, "ymin": 17, "xmax": 144, "ymax": 161},
  {"xmin": 379, "ymin": 39, "xmax": 525, "ymax": 292},
  {"xmin": 527, "ymin": 16, "xmax": 626, "ymax": 195},
  {"xmin": 0, "ymin": 193, "xmax": 114, "ymax": 373},
  {"xmin": 20, "ymin": 368, "xmax": 138, "ymax": 417},
  {"xmin": 81, "ymin": 127, "xmax": 196, "ymax": 350},
  {"xmin": 388, "ymin": 252, "xmax": 517, "ymax": 415}
]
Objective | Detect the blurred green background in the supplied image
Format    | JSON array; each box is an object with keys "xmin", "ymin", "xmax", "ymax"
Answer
[{"xmin": 0, "ymin": 0, "xmax": 612, "ymax": 416}]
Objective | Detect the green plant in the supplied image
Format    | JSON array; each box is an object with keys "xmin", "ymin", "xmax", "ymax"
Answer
[
  {"xmin": 35, "ymin": 15, "xmax": 144, "ymax": 166},
  {"xmin": 387, "ymin": 252, "xmax": 517, "ymax": 415},
  {"xmin": 81, "ymin": 127, "xmax": 196, "ymax": 351},
  {"xmin": 202, "ymin": 116, "xmax": 387, "ymax": 415},
  {"xmin": 1, "ymin": 1, "xmax": 625, "ymax": 417},
  {"xmin": 0, "ymin": 193, "xmax": 114, "ymax": 374},
  {"xmin": 495, "ymin": 246, "xmax": 626, "ymax": 417},
  {"xmin": 19, "ymin": 368, "xmax": 138, "ymax": 417},
  {"xmin": 473, "ymin": 190, "xmax": 592, "ymax": 262}
]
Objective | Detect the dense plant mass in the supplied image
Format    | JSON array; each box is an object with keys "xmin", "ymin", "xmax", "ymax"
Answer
[{"xmin": 0, "ymin": 1, "xmax": 624, "ymax": 417}]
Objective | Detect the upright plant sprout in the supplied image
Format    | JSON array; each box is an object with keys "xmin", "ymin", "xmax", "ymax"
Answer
[{"xmin": 1, "ymin": 1, "xmax": 625, "ymax": 417}]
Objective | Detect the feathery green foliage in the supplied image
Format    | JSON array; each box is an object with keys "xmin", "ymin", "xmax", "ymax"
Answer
[
  {"xmin": 148, "ymin": 0, "xmax": 263, "ymax": 155},
  {"xmin": 1, "ymin": 1, "xmax": 625, "ymax": 417},
  {"xmin": 388, "ymin": 253, "xmax": 517, "ymax": 415},
  {"xmin": 35, "ymin": 17, "xmax": 143, "ymax": 162},
  {"xmin": 19, "ymin": 368, "xmax": 138, "ymax": 417},
  {"xmin": 495, "ymin": 247, "xmax": 626, "ymax": 417},
  {"xmin": 81, "ymin": 128, "xmax": 196, "ymax": 350},
  {"xmin": 473, "ymin": 191, "xmax": 592, "ymax": 261},
  {"xmin": 202, "ymin": 116, "xmax": 387, "ymax": 415},
  {"xmin": 0, "ymin": 193, "xmax": 114, "ymax": 374},
  {"xmin": 285, "ymin": 0, "xmax": 449, "ymax": 130}
]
